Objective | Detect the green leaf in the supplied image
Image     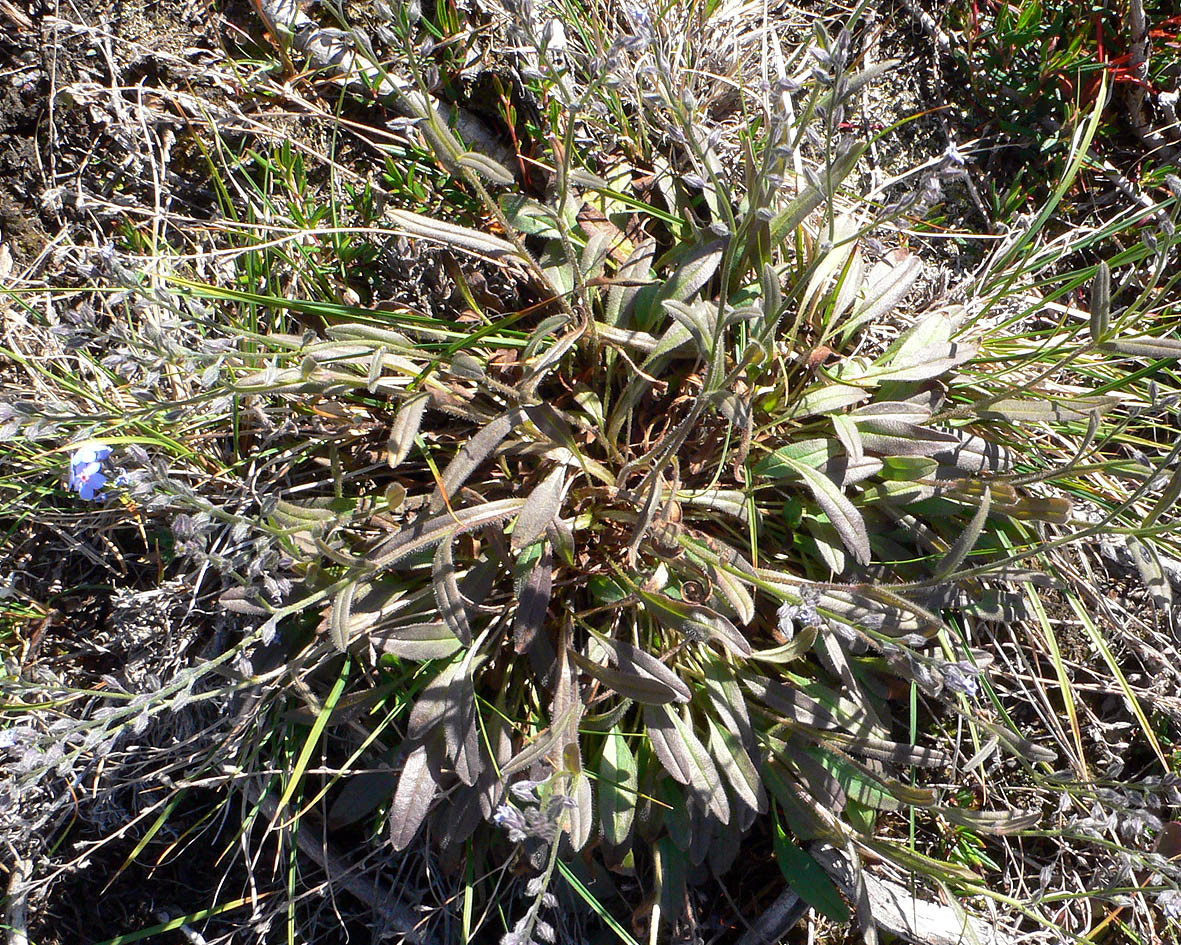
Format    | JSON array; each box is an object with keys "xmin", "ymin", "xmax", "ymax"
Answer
[
  {"xmin": 432, "ymin": 537, "xmax": 472, "ymax": 648},
  {"xmin": 569, "ymin": 648, "xmax": 686, "ymax": 705},
  {"xmin": 933, "ymin": 485, "xmax": 990, "ymax": 581},
  {"xmin": 512, "ymin": 465, "xmax": 568, "ymax": 551},
  {"xmin": 599, "ymin": 726, "xmax": 638, "ymax": 847},
  {"xmin": 790, "ymin": 383, "xmax": 872, "ymax": 419},
  {"xmin": 637, "ymin": 591, "xmax": 753, "ymax": 656},
  {"xmin": 387, "ymin": 391, "xmax": 429, "ymax": 469},
  {"xmin": 771, "ymin": 454, "xmax": 871, "ymax": 565},
  {"xmin": 389, "ymin": 743, "xmax": 439, "ymax": 851},
  {"xmin": 458, "ymin": 150, "xmax": 515, "ymax": 185},
  {"xmin": 368, "ymin": 498, "xmax": 526, "ymax": 570},
  {"xmin": 1089, "ymin": 261, "xmax": 1110, "ymax": 339},
  {"xmin": 810, "ymin": 749, "xmax": 900, "ymax": 812},
  {"xmin": 590, "ymin": 632, "xmax": 692, "ymax": 703},
  {"xmin": 1100, "ymin": 336, "xmax": 1181, "ymax": 358},
  {"xmin": 371, "ymin": 621, "xmax": 463, "ymax": 661},
  {"xmin": 500, "ymin": 194, "xmax": 563, "ymax": 237},
  {"xmin": 390, "ymin": 208, "xmax": 520, "ymax": 259},
  {"xmin": 935, "ymin": 805, "xmax": 1040, "ymax": 835},
  {"xmin": 706, "ymin": 715, "xmax": 764, "ymax": 813},
  {"xmin": 644, "ymin": 704, "xmax": 730, "ymax": 824},
  {"xmin": 772, "ymin": 823, "xmax": 851, "ymax": 923}
]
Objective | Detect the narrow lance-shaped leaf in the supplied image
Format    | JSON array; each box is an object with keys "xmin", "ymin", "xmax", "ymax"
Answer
[
  {"xmin": 1100, "ymin": 335, "xmax": 1181, "ymax": 358},
  {"xmin": 407, "ymin": 659, "xmax": 463, "ymax": 742},
  {"xmin": 935, "ymin": 805, "xmax": 1041, "ymax": 835},
  {"xmin": 933, "ymin": 485, "xmax": 990, "ymax": 582},
  {"xmin": 329, "ymin": 580, "xmax": 358, "ymax": 651},
  {"xmin": 569, "ymin": 648, "xmax": 686, "ymax": 705},
  {"xmin": 661, "ymin": 240, "xmax": 724, "ymax": 304},
  {"xmin": 710, "ymin": 562, "xmax": 755, "ymax": 625},
  {"xmin": 512, "ymin": 465, "xmax": 568, "ymax": 551},
  {"xmin": 432, "ymin": 537, "xmax": 472, "ymax": 647},
  {"xmin": 370, "ymin": 621, "xmax": 462, "ymax": 661},
  {"xmin": 591, "ymin": 632, "xmax": 691, "ymax": 703},
  {"xmin": 430, "ymin": 407, "xmax": 529, "ymax": 513},
  {"xmin": 449, "ymin": 663, "xmax": 483, "ymax": 786},
  {"xmin": 667, "ymin": 707, "xmax": 730, "ymax": 824},
  {"xmin": 644, "ymin": 702, "xmax": 693, "ymax": 784},
  {"xmin": 390, "ymin": 208, "xmax": 520, "ymax": 260},
  {"xmin": 605, "ymin": 237, "xmax": 656, "ymax": 327},
  {"xmin": 644, "ymin": 704, "xmax": 730, "ymax": 824},
  {"xmin": 389, "ymin": 743, "xmax": 439, "ymax": 851},
  {"xmin": 458, "ymin": 150, "xmax": 515, "ymax": 185},
  {"xmin": 368, "ymin": 498, "xmax": 526, "ymax": 570},
  {"xmin": 1090, "ymin": 260, "xmax": 1110, "ymax": 340},
  {"xmin": 773, "ymin": 453, "xmax": 870, "ymax": 565},
  {"xmin": 637, "ymin": 591, "xmax": 752, "ymax": 656},
  {"xmin": 706, "ymin": 715, "xmax": 764, "ymax": 813},
  {"xmin": 499, "ymin": 702, "xmax": 580, "ymax": 778},
  {"xmin": 513, "ymin": 541, "xmax": 552, "ymax": 654},
  {"xmin": 599, "ymin": 726, "xmax": 637, "ymax": 847},
  {"xmin": 772, "ymin": 825, "xmax": 851, "ymax": 923}
]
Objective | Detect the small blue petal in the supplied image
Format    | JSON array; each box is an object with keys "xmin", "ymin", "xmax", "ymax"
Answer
[
  {"xmin": 77, "ymin": 471, "xmax": 108, "ymax": 501},
  {"xmin": 67, "ymin": 443, "xmax": 113, "ymax": 501}
]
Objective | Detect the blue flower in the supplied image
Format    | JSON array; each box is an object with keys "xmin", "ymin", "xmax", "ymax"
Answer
[{"xmin": 68, "ymin": 443, "xmax": 112, "ymax": 501}]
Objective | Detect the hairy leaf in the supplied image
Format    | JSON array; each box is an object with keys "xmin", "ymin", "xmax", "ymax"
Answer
[
  {"xmin": 390, "ymin": 208, "xmax": 520, "ymax": 259},
  {"xmin": 389, "ymin": 743, "xmax": 438, "ymax": 851},
  {"xmin": 407, "ymin": 658, "xmax": 463, "ymax": 742},
  {"xmin": 661, "ymin": 240, "xmax": 724, "ymax": 305},
  {"xmin": 432, "ymin": 537, "xmax": 472, "ymax": 648},
  {"xmin": 570, "ymin": 648, "xmax": 686, "ymax": 704},
  {"xmin": 430, "ymin": 407, "xmax": 529, "ymax": 513},
  {"xmin": 701, "ymin": 656, "xmax": 758, "ymax": 756},
  {"xmin": 328, "ymin": 769, "xmax": 397, "ymax": 831},
  {"xmin": 458, "ymin": 150, "xmax": 515, "ymax": 185},
  {"xmin": 1090, "ymin": 261, "xmax": 1110, "ymax": 339},
  {"xmin": 744, "ymin": 674, "xmax": 838, "ymax": 728},
  {"xmin": 936, "ymin": 805, "xmax": 1040, "ymax": 835},
  {"xmin": 710, "ymin": 562, "xmax": 755, "ymax": 625},
  {"xmin": 842, "ymin": 251, "xmax": 922, "ymax": 338},
  {"xmin": 1101, "ymin": 335, "xmax": 1181, "ymax": 358},
  {"xmin": 369, "ymin": 498, "xmax": 526, "ymax": 570},
  {"xmin": 706, "ymin": 715, "xmax": 765, "ymax": 813},
  {"xmin": 932, "ymin": 486, "xmax": 991, "ymax": 581},
  {"xmin": 772, "ymin": 454, "xmax": 870, "ymax": 565},
  {"xmin": 329, "ymin": 581, "xmax": 358, "ymax": 651},
  {"xmin": 645, "ymin": 704, "xmax": 730, "ymax": 824},
  {"xmin": 637, "ymin": 591, "xmax": 753, "ymax": 656},
  {"xmin": 605, "ymin": 237, "xmax": 656, "ymax": 327},
  {"xmin": 791, "ymin": 383, "xmax": 872, "ymax": 419},
  {"xmin": 512, "ymin": 465, "xmax": 568, "ymax": 551},
  {"xmin": 500, "ymin": 194, "xmax": 563, "ymax": 238},
  {"xmin": 591, "ymin": 632, "xmax": 692, "ymax": 703},
  {"xmin": 370, "ymin": 621, "xmax": 463, "ymax": 661},
  {"xmin": 513, "ymin": 541, "xmax": 553, "ymax": 653}
]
